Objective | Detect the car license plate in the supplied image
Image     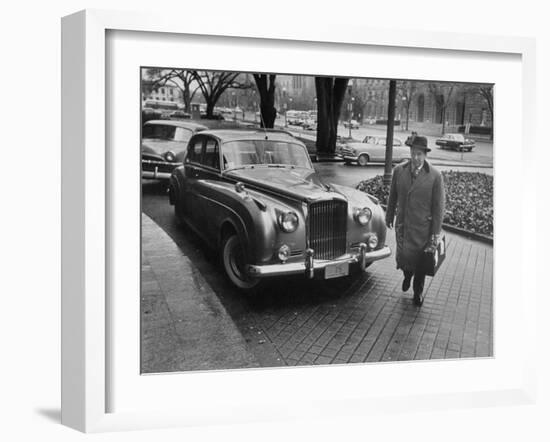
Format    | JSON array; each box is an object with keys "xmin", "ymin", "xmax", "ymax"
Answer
[{"xmin": 325, "ymin": 262, "xmax": 349, "ymax": 279}]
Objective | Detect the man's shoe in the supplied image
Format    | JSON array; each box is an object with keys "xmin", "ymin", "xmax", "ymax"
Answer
[
  {"xmin": 402, "ymin": 275, "xmax": 412, "ymax": 292},
  {"xmin": 413, "ymin": 290, "xmax": 425, "ymax": 307}
]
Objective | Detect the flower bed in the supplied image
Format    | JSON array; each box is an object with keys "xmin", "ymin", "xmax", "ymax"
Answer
[{"xmin": 356, "ymin": 171, "xmax": 493, "ymax": 237}]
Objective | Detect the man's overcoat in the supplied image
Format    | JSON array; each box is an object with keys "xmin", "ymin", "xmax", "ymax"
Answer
[{"xmin": 385, "ymin": 160, "xmax": 445, "ymax": 272}]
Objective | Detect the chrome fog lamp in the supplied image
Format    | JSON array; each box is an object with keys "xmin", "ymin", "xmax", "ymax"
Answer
[
  {"xmin": 279, "ymin": 212, "xmax": 299, "ymax": 233},
  {"xmin": 353, "ymin": 207, "xmax": 372, "ymax": 225},
  {"xmin": 164, "ymin": 150, "xmax": 176, "ymax": 162},
  {"xmin": 278, "ymin": 244, "xmax": 291, "ymax": 262},
  {"xmin": 367, "ymin": 234, "xmax": 378, "ymax": 249}
]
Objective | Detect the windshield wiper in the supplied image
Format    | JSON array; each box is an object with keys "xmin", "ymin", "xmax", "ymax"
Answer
[
  {"xmin": 266, "ymin": 164, "xmax": 294, "ymax": 169},
  {"xmin": 224, "ymin": 165, "xmax": 256, "ymax": 172}
]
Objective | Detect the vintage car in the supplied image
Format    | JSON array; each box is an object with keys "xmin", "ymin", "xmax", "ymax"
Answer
[
  {"xmin": 168, "ymin": 129, "xmax": 391, "ymax": 290},
  {"xmin": 343, "ymin": 119, "xmax": 360, "ymax": 129},
  {"xmin": 141, "ymin": 120, "xmax": 208, "ymax": 180},
  {"xmin": 168, "ymin": 110, "xmax": 191, "ymax": 120},
  {"xmin": 341, "ymin": 136, "xmax": 408, "ymax": 166},
  {"xmin": 435, "ymin": 133, "xmax": 475, "ymax": 151}
]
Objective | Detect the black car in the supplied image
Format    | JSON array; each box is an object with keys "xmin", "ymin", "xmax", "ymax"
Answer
[{"xmin": 435, "ymin": 133, "xmax": 475, "ymax": 151}]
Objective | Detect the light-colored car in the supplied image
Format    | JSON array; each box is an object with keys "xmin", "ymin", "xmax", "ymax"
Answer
[
  {"xmin": 141, "ymin": 120, "xmax": 208, "ymax": 179},
  {"xmin": 168, "ymin": 129, "xmax": 391, "ymax": 290},
  {"xmin": 341, "ymin": 136, "xmax": 408, "ymax": 166},
  {"xmin": 344, "ymin": 119, "xmax": 360, "ymax": 129}
]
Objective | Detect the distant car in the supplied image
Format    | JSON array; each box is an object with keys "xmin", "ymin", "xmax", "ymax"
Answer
[
  {"xmin": 302, "ymin": 118, "xmax": 317, "ymax": 130},
  {"xmin": 344, "ymin": 119, "xmax": 360, "ymax": 129},
  {"xmin": 168, "ymin": 129, "xmax": 391, "ymax": 290},
  {"xmin": 169, "ymin": 110, "xmax": 191, "ymax": 120},
  {"xmin": 200, "ymin": 112, "xmax": 225, "ymax": 120},
  {"xmin": 341, "ymin": 136, "xmax": 408, "ymax": 166},
  {"xmin": 141, "ymin": 120, "xmax": 208, "ymax": 180},
  {"xmin": 435, "ymin": 133, "xmax": 475, "ymax": 151}
]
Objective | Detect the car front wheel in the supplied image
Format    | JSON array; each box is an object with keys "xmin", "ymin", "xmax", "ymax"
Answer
[
  {"xmin": 222, "ymin": 234, "xmax": 260, "ymax": 290},
  {"xmin": 357, "ymin": 154, "xmax": 369, "ymax": 167}
]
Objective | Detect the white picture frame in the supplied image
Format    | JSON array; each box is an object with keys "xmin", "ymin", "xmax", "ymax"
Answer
[{"xmin": 61, "ymin": 9, "xmax": 537, "ymax": 433}]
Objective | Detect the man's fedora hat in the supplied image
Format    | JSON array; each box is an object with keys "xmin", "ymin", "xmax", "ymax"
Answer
[{"xmin": 405, "ymin": 134, "xmax": 431, "ymax": 152}]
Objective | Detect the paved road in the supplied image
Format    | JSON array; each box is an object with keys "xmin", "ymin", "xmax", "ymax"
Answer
[
  {"xmin": 243, "ymin": 111, "xmax": 494, "ymax": 167},
  {"xmin": 141, "ymin": 165, "xmax": 493, "ymax": 369}
]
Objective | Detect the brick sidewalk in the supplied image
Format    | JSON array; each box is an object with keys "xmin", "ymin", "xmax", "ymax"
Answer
[
  {"xmin": 246, "ymin": 231, "xmax": 493, "ymax": 366},
  {"xmin": 141, "ymin": 205, "xmax": 493, "ymax": 372}
]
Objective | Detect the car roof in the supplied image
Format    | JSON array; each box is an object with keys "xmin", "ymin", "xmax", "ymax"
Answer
[
  {"xmin": 144, "ymin": 120, "xmax": 208, "ymax": 131},
  {"xmin": 195, "ymin": 129, "xmax": 303, "ymax": 144}
]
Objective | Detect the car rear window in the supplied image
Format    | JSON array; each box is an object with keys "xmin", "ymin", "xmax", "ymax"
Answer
[{"xmin": 143, "ymin": 124, "xmax": 193, "ymax": 142}]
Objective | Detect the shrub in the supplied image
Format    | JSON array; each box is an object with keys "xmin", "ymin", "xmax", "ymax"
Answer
[{"xmin": 356, "ymin": 171, "xmax": 493, "ymax": 237}]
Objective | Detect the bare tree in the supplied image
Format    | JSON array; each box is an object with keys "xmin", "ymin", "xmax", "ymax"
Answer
[
  {"xmin": 428, "ymin": 83, "xmax": 457, "ymax": 135},
  {"xmin": 397, "ymin": 80, "xmax": 417, "ymax": 131},
  {"xmin": 192, "ymin": 71, "xmax": 252, "ymax": 119},
  {"xmin": 253, "ymin": 74, "xmax": 277, "ymax": 128},
  {"xmin": 144, "ymin": 68, "xmax": 199, "ymax": 113},
  {"xmin": 477, "ymin": 85, "xmax": 494, "ymax": 140},
  {"xmin": 315, "ymin": 77, "xmax": 349, "ymax": 155}
]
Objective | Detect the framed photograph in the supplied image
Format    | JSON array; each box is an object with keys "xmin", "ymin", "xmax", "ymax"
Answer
[{"xmin": 61, "ymin": 9, "xmax": 537, "ymax": 433}]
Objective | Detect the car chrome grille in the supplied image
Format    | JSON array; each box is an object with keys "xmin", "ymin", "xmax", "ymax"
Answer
[{"xmin": 308, "ymin": 200, "xmax": 348, "ymax": 260}]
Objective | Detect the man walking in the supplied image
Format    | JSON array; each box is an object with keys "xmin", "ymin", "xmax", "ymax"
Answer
[{"xmin": 385, "ymin": 135, "xmax": 445, "ymax": 306}]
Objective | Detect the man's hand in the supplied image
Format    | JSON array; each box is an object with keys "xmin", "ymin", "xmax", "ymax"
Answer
[{"xmin": 385, "ymin": 218, "xmax": 393, "ymax": 229}]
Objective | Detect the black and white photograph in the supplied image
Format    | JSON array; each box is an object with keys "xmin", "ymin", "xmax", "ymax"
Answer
[{"xmin": 140, "ymin": 68, "xmax": 494, "ymax": 374}]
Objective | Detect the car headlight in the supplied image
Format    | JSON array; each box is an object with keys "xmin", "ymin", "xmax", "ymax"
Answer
[
  {"xmin": 353, "ymin": 207, "xmax": 372, "ymax": 225},
  {"xmin": 164, "ymin": 150, "xmax": 176, "ymax": 162},
  {"xmin": 278, "ymin": 212, "xmax": 299, "ymax": 233},
  {"xmin": 351, "ymin": 148, "xmax": 357, "ymax": 155}
]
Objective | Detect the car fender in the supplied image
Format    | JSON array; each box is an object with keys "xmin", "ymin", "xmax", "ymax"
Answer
[{"xmin": 194, "ymin": 180, "xmax": 307, "ymax": 265}]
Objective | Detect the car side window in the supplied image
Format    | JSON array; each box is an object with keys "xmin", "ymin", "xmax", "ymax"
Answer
[
  {"xmin": 187, "ymin": 137, "xmax": 204, "ymax": 164},
  {"xmin": 202, "ymin": 138, "xmax": 220, "ymax": 170},
  {"xmin": 393, "ymin": 139, "xmax": 402, "ymax": 146}
]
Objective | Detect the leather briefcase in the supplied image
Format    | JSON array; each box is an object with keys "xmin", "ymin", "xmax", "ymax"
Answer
[{"xmin": 418, "ymin": 235, "xmax": 447, "ymax": 277}]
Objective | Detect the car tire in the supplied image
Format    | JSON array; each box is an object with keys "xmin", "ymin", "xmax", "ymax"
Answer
[
  {"xmin": 173, "ymin": 190, "xmax": 185, "ymax": 227},
  {"xmin": 467, "ymin": 148, "xmax": 472, "ymax": 152},
  {"xmin": 222, "ymin": 234, "xmax": 261, "ymax": 291},
  {"xmin": 357, "ymin": 154, "xmax": 369, "ymax": 167}
]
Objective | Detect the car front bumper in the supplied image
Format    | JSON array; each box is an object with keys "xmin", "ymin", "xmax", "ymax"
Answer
[
  {"xmin": 247, "ymin": 244, "xmax": 391, "ymax": 279},
  {"xmin": 141, "ymin": 159, "xmax": 178, "ymax": 180}
]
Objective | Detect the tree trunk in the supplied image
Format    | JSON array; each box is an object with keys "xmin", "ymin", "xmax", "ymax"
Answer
[
  {"xmin": 405, "ymin": 103, "xmax": 410, "ymax": 131},
  {"xmin": 183, "ymin": 87, "xmax": 191, "ymax": 113},
  {"xmin": 259, "ymin": 104, "xmax": 276, "ymax": 128},
  {"xmin": 253, "ymin": 74, "xmax": 277, "ymax": 128},
  {"xmin": 441, "ymin": 107, "xmax": 446, "ymax": 135},
  {"xmin": 315, "ymin": 77, "xmax": 349, "ymax": 155},
  {"xmin": 205, "ymin": 100, "xmax": 215, "ymax": 118}
]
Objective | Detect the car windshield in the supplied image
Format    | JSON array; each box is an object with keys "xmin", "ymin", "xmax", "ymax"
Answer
[
  {"xmin": 222, "ymin": 140, "xmax": 312, "ymax": 170},
  {"xmin": 446, "ymin": 134, "xmax": 464, "ymax": 141},
  {"xmin": 142, "ymin": 124, "xmax": 193, "ymax": 142}
]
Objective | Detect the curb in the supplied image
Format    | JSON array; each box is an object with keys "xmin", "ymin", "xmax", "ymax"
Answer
[
  {"xmin": 141, "ymin": 213, "xmax": 260, "ymax": 372},
  {"xmin": 378, "ymin": 203, "xmax": 493, "ymax": 245}
]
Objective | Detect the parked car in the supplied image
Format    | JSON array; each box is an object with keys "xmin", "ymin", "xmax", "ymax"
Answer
[
  {"xmin": 435, "ymin": 133, "xmax": 475, "ymax": 151},
  {"xmin": 169, "ymin": 110, "xmax": 191, "ymax": 120},
  {"xmin": 141, "ymin": 120, "xmax": 208, "ymax": 180},
  {"xmin": 343, "ymin": 119, "xmax": 360, "ymax": 129},
  {"xmin": 341, "ymin": 136, "xmax": 408, "ymax": 166},
  {"xmin": 200, "ymin": 112, "xmax": 225, "ymax": 120},
  {"xmin": 168, "ymin": 129, "xmax": 391, "ymax": 290}
]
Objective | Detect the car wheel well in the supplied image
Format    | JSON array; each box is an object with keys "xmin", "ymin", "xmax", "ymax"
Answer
[{"xmin": 220, "ymin": 222, "xmax": 237, "ymax": 246}]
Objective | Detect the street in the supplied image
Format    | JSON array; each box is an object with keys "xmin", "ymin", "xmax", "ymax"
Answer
[{"xmin": 141, "ymin": 157, "xmax": 493, "ymax": 372}]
